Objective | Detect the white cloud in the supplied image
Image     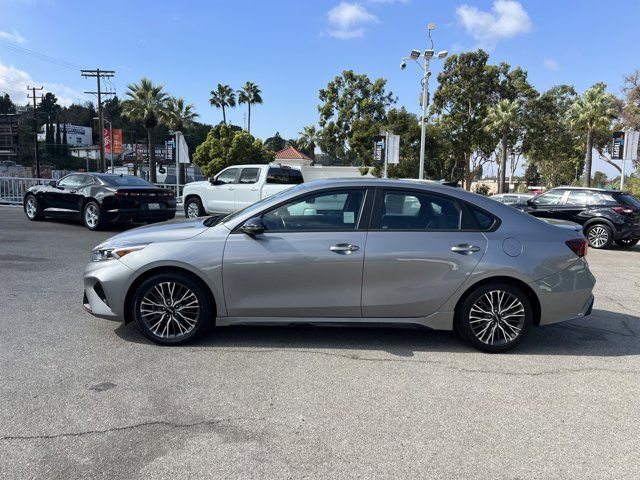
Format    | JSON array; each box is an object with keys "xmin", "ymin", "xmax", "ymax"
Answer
[
  {"xmin": 326, "ymin": 2, "xmax": 379, "ymax": 39},
  {"xmin": 0, "ymin": 29, "xmax": 27, "ymax": 44},
  {"xmin": 456, "ymin": 0, "xmax": 532, "ymax": 49},
  {"xmin": 368, "ymin": 0, "xmax": 409, "ymax": 3},
  {"xmin": 543, "ymin": 58, "xmax": 560, "ymax": 71},
  {"xmin": 0, "ymin": 61, "xmax": 87, "ymax": 106}
]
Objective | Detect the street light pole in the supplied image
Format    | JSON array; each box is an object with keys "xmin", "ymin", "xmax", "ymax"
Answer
[{"xmin": 400, "ymin": 23, "xmax": 446, "ymax": 180}]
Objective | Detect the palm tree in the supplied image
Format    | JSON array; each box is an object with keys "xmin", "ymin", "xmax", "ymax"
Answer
[
  {"xmin": 484, "ymin": 99, "xmax": 520, "ymax": 194},
  {"xmin": 568, "ymin": 83, "xmax": 617, "ymax": 187},
  {"xmin": 122, "ymin": 78, "xmax": 169, "ymax": 183},
  {"xmin": 209, "ymin": 84, "xmax": 235, "ymax": 124},
  {"xmin": 298, "ymin": 125, "xmax": 320, "ymax": 160},
  {"xmin": 164, "ymin": 97, "xmax": 199, "ymax": 185},
  {"xmin": 237, "ymin": 82, "xmax": 263, "ymax": 134}
]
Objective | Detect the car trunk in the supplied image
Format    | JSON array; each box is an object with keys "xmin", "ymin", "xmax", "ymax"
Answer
[{"xmin": 114, "ymin": 188, "xmax": 175, "ymax": 212}]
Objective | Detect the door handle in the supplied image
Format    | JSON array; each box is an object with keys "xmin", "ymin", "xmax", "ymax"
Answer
[
  {"xmin": 330, "ymin": 243, "xmax": 360, "ymax": 254},
  {"xmin": 451, "ymin": 244, "xmax": 481, "ymax": 255}
]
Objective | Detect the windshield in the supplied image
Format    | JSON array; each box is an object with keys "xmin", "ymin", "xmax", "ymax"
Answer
[
  {"xmin": 102, "ymin": 175, "xmax": 153, "ymax": 187},
  {"xmin": 618, "ymin": 194, "xmax": 640, "ymax": 208},
  {"xmin": 219, "ymin": 185, "xmax": 302, "ymax": 224}
]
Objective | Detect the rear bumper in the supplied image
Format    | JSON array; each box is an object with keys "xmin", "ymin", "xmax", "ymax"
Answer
[
  {"xmin": 532, "ymin": 258, "xmax": 596, "ymax": 326},
  {"xmin": 614, "ymin": 225, "xmax": 640, "ymax": 240},
  {"xmin": 104, "ymin": 208, "xmax": 176, "ymax": 223}
]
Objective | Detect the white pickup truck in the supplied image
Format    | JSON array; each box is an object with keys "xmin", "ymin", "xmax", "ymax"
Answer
[{"xmin": 182, "ymin": 164, "xmax": 304, "ymax": 218}]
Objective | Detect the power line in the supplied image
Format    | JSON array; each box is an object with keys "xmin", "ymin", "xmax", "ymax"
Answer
[{"xmin": 0, "ymin": 39, "xmax": 82, "ymax": 70}]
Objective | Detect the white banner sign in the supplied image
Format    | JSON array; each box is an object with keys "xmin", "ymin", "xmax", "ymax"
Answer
[{"xmin": 387, "ymin": 133, "xmax": 400, "ymax": 165}]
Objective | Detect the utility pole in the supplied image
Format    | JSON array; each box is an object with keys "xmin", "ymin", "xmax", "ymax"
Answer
[
  {"xmin": 27, "ymin": 86, "xmax": 43, "ymax": 178},
  {"xmin": 81, "ymin": 69, "xmax": 115, "ymax": 173}
]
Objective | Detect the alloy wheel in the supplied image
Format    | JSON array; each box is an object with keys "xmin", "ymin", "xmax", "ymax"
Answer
[
  {"xmin": 25, "ymin": 196, "xmax": 37, "ymax": 218},
  {"xmin": 139, "ymin": 282, "xmax": 200, "ymax": 339},
  {"xmin": 84, "ymin": 204, "xmax": 100, "ymax": 228},
  {"xmin": 186, "ymin": 202, "xmax": 200, "ymax": 218},
  {"xmin": 587, "ymin": 226, "xmax": 609, "ymax": 248},
  {"xmin": 468, "ymin": 290, "xmax": 525, "ymax": 346}
]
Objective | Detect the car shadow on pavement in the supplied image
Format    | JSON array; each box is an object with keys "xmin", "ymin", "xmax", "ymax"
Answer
[{"xmin": 114, "ymin": 308, "xmax": 640, "ymax": 357}]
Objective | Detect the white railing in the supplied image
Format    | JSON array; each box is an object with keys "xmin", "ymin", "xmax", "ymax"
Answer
[{"xmin": 0, "ymin": 177, "xmax": 49, "ymax": 205}]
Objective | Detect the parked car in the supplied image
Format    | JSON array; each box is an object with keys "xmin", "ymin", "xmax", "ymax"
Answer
[
  {"xmin": 182, "ymin": 164, "xmax": 304, "ymax": 218},
  {"xmin": 23, "ymin": 173, "xmax": 176, "ymax": 230},
  {"xmin": 490, "ymin": 193, "xmax": 534, "ymax": 207},
  {"xmin": 523, "ymin": 187, "xmax": 640, "ymax": 249},
  {"xmin": 84, "ymin": 179, "xmax": 595, "ymax": 353}
]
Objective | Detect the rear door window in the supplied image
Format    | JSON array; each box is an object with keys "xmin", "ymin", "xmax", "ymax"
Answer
[
  {"xmin": 239, "ymin": 168, "xmax": 260, "ymax": 184},
  {"xmin": 375, "ymin": 190, "xmax": 462, "ymax": 230},
  {"xmin": 566, "ymin": 191, "xmax": 590, "ymax": 205}
]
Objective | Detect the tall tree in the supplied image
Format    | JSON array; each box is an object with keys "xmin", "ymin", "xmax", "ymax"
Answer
[
  {"xmin": 263, "ymin": 132, "xmax": 286, "ymax": 152},
  {"xmin": 0, "ymin": 93, "xmax": 15, "ymax": 114},
  {"xmin": 318, "ymin": 70, "xmax": 395, "ymax": 165},
  {"xmin": 298, "ymin": 125, "xmax": 320, "ymax": 159},
  {"xmin": 522, "ymin": 85, "xmax": 582, "ymax": 187},
  {"xmin": 621, "ymin": 70, "xmax": 640, "ymax": 130},
  {"xmin": 209, "ymin": 84, "xmax": 236, "ymax": 124},
  {"xmin": 237, "ymin": 82, "xmax": 263, "ymax": 134},
  {"xmin": 568, "ymin": 83, "xmax": 618, "ymax": 187},
  {"xmin": 122, "ymin": 78, "xmax": 169, "ymax": 183},
  {"xmin": 484, "ymin": 99, "xmax": 521, "ymax": 193}
]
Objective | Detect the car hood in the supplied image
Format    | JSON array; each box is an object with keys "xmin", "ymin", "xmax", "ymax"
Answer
[{"xmin": 95, "ymin": 218, "xmax": 208, "ymax": 249}]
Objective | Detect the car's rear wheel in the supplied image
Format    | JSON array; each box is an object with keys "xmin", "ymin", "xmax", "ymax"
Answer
[
  {"xmin": 585, "ymin": 223, "xmax": 613, "ymax": 249},
  {"xmin": 24, "ymin": 194, "xmax": 44, "ymax": 221},
  {"xmin": 132, "ymin": 273, "xmax": 212, "ymax": 345},
  {"xmin": 456, "ymin": 283, "xmax": 533, "ymax": 353},
  {"xmin": 185, "ymin": 197, "xmax": 205, "ymax": 218},
  {"xmin": 615, "ymin": 238, "xmax": 639, "ymax": 248},
  {"xmin": 83, "ymin": 201, "xmax": 104, "ymax": 230}
]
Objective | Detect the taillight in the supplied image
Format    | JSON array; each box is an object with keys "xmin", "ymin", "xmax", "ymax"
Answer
[
  {"xmin": 611, "ymin": 206, "xmax": 634, "ymax": 215},
  {"xmin": 114, "ymin": 191, "xmax": 141, "ymax": 198},
  {"xmin": 565, "ymin": 238, "xmax": 588, "ymax": 257}
]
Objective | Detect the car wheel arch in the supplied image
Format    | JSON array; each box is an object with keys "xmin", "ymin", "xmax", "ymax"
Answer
[
  {"xmin": 123, "ymin": 265, "xmax": 218, "ymax": 325},
  {"xmin": 453, "ymin": 275, "xmax": 542, "ymax": 327},
  {"xmin": 582, "ymin": 218, "xmax": 616, "ymax": 233}
]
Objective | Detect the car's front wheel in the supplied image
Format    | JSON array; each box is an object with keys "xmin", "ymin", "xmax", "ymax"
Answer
[
  {"xmin": 456, "ymin": 283, "xmax": 533, "ymax": 353},
  {"xmin": 24, "ymin": 194, "xmax": 44, "ymax": 221},
  {"xmin": 184, "ymin": 197, "xmax": 205, "ymax": 218},
  {"xmin": 132, "ymin": 273, "xmax": 213, "ymax": 345},
  {"xmin": 615, "ymin": 238, "xmax": 639, "ymax": 248},
  {"xmin": 585, "ymin": 223, "xmax": 613, "ymax": 249}
]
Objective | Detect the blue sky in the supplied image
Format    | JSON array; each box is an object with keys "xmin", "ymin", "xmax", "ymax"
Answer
[{"xmin": 1, "ymin": 0, "xmax": 639, "ymax": 176}]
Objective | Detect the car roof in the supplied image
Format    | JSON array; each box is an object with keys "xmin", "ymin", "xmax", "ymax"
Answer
[{"xmin": 550, "ymin": 186, "xmax": 623, "ymax": 193}]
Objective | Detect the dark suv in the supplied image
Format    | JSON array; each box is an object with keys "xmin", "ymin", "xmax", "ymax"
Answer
[{"xmin": 524, "ymin": 187, "xmax": 640, "ymax": 249}]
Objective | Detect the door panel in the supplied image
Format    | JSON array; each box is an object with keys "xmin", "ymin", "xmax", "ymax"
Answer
[
  {"xmin": 234, "ymin": 167, "xmax": 261, "ymax": 210},
  {"xmin": 206, "ymin": 168, "xmax": 238, "ymax": 212},
  {"xmin": 223, "ymin": 231, "xmax": 367, "ymax": 317},
  {"xmin": 362, "ymin": 231, "xmax": 487, "ymax": 317}
]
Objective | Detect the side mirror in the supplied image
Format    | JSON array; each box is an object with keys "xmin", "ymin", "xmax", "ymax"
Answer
[
  {"xmin": 48, "ymin": 180, "xmax": 57, "ymax": 187},
  {"xmin": 241, "ymin": 217, "xmax": 266, "ymax": 236},
  {"xmin": 210, "ymin": 177, "xmax": 222, "ymax": 186},
  {"xmin": 526, "ymin": 199, "xmax": 535, "ymax": 207}
]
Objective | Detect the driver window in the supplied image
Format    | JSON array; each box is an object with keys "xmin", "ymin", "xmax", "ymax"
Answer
[
  {"xmin": 262, "ymin": 189, "xmax": 365, "ymax": 231},
  {"xmin": 215, "ymin": 168, "xmax": 239, "ymax": 185},
  {"xmin": 58, "ymin": 175, "xmax": 84, "ymax": 188}
]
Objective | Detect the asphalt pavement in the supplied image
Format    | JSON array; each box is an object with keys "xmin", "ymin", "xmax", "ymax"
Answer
[{"xmin": 1, "ymin": 205, "xmax": 639, "ymax": 479}]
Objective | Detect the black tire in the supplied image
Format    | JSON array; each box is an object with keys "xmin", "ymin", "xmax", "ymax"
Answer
[
  {"xmin": 615, "ymin": 238, "xmax": 639, "ymax": 248},
  {"xmin": 184, "ymin": 197, "xmax": 205, "ymax": 219},
  {"xmin": 82, "ymin": 201, "xmax": 104, "ymax": 231},
  {"xmin": 585, "ymin": 223, "xmax": 613, "ymax": 249},
  {"xmin": 455, "ymin": 283, "xmax": 533, "ymax": 353},
  {"xmin": 23, "ymin": 194, "xmax": 44, "ymax": 221},
  {"xmin": 132, "ymin": 272, "xmax": 213, "ymax": 345}
]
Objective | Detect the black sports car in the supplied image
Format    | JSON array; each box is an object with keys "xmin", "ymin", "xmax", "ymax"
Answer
[{"xmin": 23, "ymin": 173, "xmax": 177, "ymax": 230}]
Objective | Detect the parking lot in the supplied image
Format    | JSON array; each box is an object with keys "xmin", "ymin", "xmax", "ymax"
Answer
[{"xmin": 1, "ymin": 205, "xmax": 639, "ymax": 479}]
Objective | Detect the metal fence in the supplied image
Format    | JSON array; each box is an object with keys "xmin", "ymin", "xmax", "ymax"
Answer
[
  {"xmin": 0, "ymin": 176, "xmax": 185, "ymax": 206},
  {"xmin": 0, "ymin": 177, "xmax": 49, "ymax": 205}
]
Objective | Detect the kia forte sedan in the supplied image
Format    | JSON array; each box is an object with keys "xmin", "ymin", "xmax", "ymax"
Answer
[{"xmin": 84, "ymin": 179, "xmax": 595, "ymax": 353}]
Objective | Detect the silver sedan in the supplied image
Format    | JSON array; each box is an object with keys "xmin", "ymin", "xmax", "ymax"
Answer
[{"xmin": 83, "ymin": 179, "xmax": 595, "ymax": 353}]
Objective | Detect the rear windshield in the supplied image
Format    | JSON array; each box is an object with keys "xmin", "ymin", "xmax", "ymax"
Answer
[
  {"xmin": 102, "ymin": 175, "xmax": 153, "ymax": 187},
  {"xmin": 617, "ymin": 194, "xmax": 640, "ymax": 208}
]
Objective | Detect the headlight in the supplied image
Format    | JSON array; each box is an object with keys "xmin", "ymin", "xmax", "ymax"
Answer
[{"xmin": 91, "ymin": 244, "xmax": 148, "ymax": 262}]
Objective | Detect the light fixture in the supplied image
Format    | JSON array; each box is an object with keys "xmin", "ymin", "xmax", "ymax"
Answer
[
  {"xmin": 410, "ymin": 49, "xmax": 421, "ymax": 59},
  {"xmin": 424, "ymin": 49, "xmax": 435, "ymax": 59},
  {"xmin": 437, "ymin": 50, "xmax": 448, "ymax": 59}
]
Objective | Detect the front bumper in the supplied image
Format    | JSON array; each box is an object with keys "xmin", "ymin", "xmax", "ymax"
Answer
[{"xmin": 83, "ymin": 259, "xmax": 135, "ymax": 321}]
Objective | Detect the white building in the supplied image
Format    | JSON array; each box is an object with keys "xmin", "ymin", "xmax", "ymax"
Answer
[{"xmin": 38, "ymin": 124, "xmax": 92, "ymax": 146}]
